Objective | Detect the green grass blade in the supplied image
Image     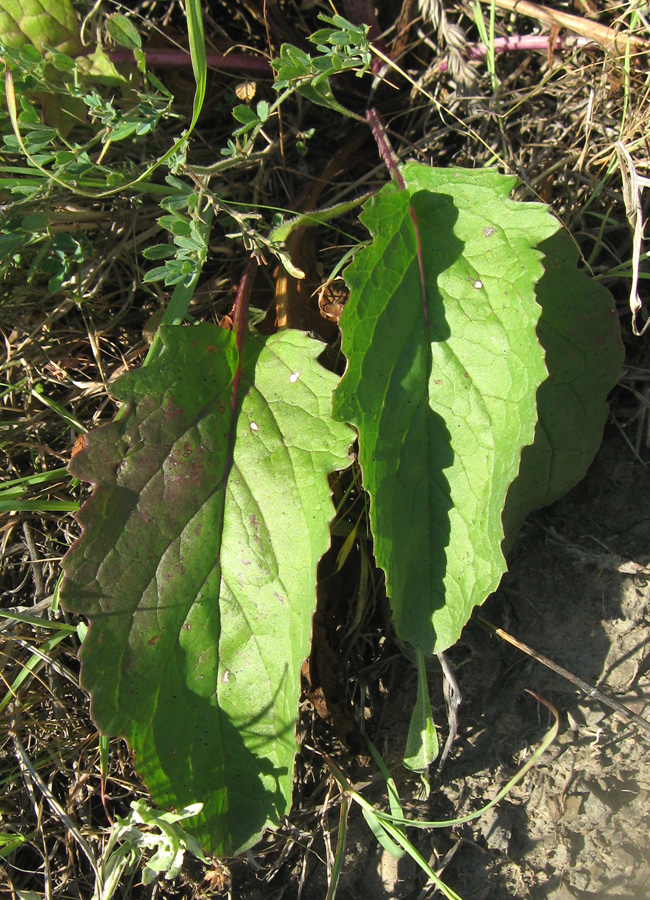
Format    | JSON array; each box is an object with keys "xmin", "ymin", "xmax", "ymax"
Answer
[
  {"xmin": 0, "ymin": 500, "xmax": 79, "ymax": 512},
  {"xmin": 31, "ymin": 388, "xmax": 85, "ymax": 432},
  {"xmin": 363, "ymin": 734, "xmax": 405, "ymax": 822},
  {"xmin": 0, "ymin": 632, "xmax": 71, "ymax": 714},
  {"xmin": 325, "ymin": 792, "xmax": 349, "ymax": 900},
  {"xmin": 0, "ymin": 468, "xmax": 70, "ymax": 491},
  {"xmin": 185, "ymin": 0, "xmax": 207, "ymax": 133},
  {"xmin": 361, "ymin": 807, "xmax": 405, "ymax": 860},
  {"xmin": 0, "ymin": 611, "xmax": 76, "ymax": 633}
]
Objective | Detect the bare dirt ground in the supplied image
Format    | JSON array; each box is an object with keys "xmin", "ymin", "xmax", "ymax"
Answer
[{"xmin": 427, "ymin": 424, "xmax": 650, "ymax": 900}]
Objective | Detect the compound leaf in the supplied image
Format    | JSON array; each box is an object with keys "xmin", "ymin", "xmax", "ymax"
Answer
[{"xmin": 61, "ymin": 324, "xmax": 352, "ymax": 855}]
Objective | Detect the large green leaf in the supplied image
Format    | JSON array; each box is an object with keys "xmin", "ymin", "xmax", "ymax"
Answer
[
  {"xmin": 0, "ymin": 0, "xmax": 81, "ymax": 54},
  {"xmin": 502, "ymin": 229, "xmax": 623, "ymax": 549},
  {"xmin": 61, "ymin": 324, "xmax": 353, "ymax": 855},
  {"xmin": 333, "ymin": 164, "xmax": 558, "ymax": 654}
]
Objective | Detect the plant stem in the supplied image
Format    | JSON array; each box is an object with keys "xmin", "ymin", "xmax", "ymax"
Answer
[
  {"xmin": 366, "ymin": 109, "xmax": 428, "ymax": 326},
  {"xmin": 365, "ymin": 108, "xmax": 404, "ymax": 188},
  {"xmin": 109, "ymin": 48, "xmax": 273, "ymax": 77}
]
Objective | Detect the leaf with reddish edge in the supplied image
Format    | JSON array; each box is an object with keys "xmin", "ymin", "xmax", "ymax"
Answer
[{"xmin": 61, "ymin": 324, "xmax": 353, "ymax": 855}]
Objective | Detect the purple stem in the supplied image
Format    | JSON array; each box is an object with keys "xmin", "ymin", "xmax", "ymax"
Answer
[
  {"xmin": 439, "ymin": 32, "xmax": 594, "ymax": 72},
  {"xmin": 366, "ymin": 108, "xmax": 405, "ymax": 189},
  {"xmin": 109, "ymin": 33, "xmax": 594, "ymax": 80},
  {"xmin": 231, "ymin": 256, "xmax": 258, "ymax": 393},
  {"xmin": 109, "ymin": 48, "xmax": 272, "ymax": 78},
  {"xmin": 221, "ymin": 255, "xmax": 258, "ymax": 504},
  {"xmin": 471, "ymin": 32, "xmax": 593, "ymax": 57},
  {"xmin": 366, "ymin": 108, "xmax": 429, "ymax": 328}
]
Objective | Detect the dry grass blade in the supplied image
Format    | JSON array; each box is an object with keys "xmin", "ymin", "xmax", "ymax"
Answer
[
  {"xmin": 490, "ymin": 0, "xmax": 650, "ymax": 52},
  {"xmin": 615, "ymin": 140, "xmax": 650, "ymax": 335},
  {"xmin": 10, "ymin": 732, "xmax": 101, "ymax": 884}
]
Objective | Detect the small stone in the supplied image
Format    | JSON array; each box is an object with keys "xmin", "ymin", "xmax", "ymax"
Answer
[
  {"xmin": 480, "ymin": 808, "xmax": 511, "ymax": 853},
  {"xmin": 561, "ymin": 794, "xmax": 583, "ymax": 822},
  {"xmin": 583, "ymin": 790, "xmax": 611, "ymax": 825},
  {"xmin": 570, "ymin": 869, "xmax": 591, "ymax": 891}
]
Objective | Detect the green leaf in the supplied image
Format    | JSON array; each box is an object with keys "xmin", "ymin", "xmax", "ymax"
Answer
[
  {"xmin": 0, "ymin": 0, "xmax": 81, "ymax": 54},
  {"xmin": 256, "ymin": 100, "xmax": 269, "ymax": 123},
  {"xmin": 106, "ymin": 13, "xmax": 142, "ymax": 50},
  {"xmin": 0, "ymin": 831, "xmax": 27, "ymax": 859},
  {"xmin": 157, "ymin": 214, "xmax": 191, "ymax": 235},
  {"xmin": 142, "ymin": 244, "xmax": 175, "ymax": 261},
  {"xmin": 333, "ymin": 165, "xmax": 558, "ymax": 653},
  {"xmin": 501, "ymin": 228, "xmax": 623, "ymax": 549},
  {"xmin": 232, "ymin": 104, "xmax": 257, "ymax": 126},
  {"xmin": 142, "ymin": 264, "xmax": 172, "ymax": 283},
  {"xmin": 60, "ymin": 324, "xmax": 352, "ymax": 855},
  {"xmin": 403, "ymin": 649, "xmax": 438, "ymax": 773}
]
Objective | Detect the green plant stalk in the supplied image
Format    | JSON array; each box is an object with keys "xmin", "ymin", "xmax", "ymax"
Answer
[
  {"xmin": 371, "ymin": 816, "xmax": 463, "ymax": 900},
  {"xmin": 188, "ymin": 150, "xmax": 269, "ymax": 176},
  {"xmin": 325, "ymin": 697, "xmax": 557, "ymax": 900},
  {"xmin": 361, "ymin": 806, "xmax": 405, "ymax": 860},
  {"xmin": 268, "ymin": 192, "xmax": 373, "ymax": 243},
  {"xmin": 403, "ymin": 648, "xmax": 439, "ymax": 773},
  {"xmin": 618, "ymin": 6, "xmax": 640, "ymax": 136},
  {"xmin": 472, "ymin": 1, "xmax": 497, "ymax": 91},
  {"xmin": 364, "ymin": 735, "xmax": 405, "ymax": 824},
  {"xmin": 327, "ymin": 754, "xmax": 461, "ymax": 899},
  {"xmin": 0, "ymin": 168, "xmax": 176, "ymax": 195}
]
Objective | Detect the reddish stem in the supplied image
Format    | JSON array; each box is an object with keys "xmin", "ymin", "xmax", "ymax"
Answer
[
  {"xmin": 366, "ymin": 108, "xmax": 429, "ymax": 328},
  {"xmin": 221, "ymin": 255, "xmax": 258, "ymax": 504},
  {"xmin": 365, "ymin": 108, "xmax": 404, "ymax": 189},
  {"xmin": 232, "ymin": 255, "xmax": 258, "ymax": 372},
  {"xmin": 108, "ymin": 32, "xmax": 594, "ymax": 81},
  {"xmin": 109, "ymin": 48, "xmax": 272, "ymax": 77},
  {"xmin": 438, "ymin": 32, "xmax": 594, "ymax": 72}
]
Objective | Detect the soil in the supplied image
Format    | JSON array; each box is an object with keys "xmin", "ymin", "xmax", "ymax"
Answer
[{"xmin": 226, "ymin": 425, "xmax": 650, "ymax": 900}]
